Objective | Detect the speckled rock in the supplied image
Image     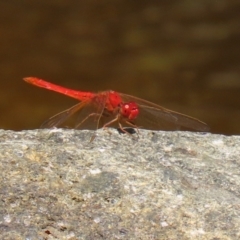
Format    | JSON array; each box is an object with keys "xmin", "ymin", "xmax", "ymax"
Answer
[{"xmin": 0, "ymin": 129, "xmax": 240, "ymax": 239}]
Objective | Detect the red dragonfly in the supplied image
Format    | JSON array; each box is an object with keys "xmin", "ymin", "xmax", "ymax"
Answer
[{"xmin": 23, "ymin": 77, "xmax": 209, "ymax": 133}]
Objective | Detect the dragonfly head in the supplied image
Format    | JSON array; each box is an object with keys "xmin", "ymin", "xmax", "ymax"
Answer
[{"xmin": 121, "ymin": 102, "xmax": 139, "ymax": 120}]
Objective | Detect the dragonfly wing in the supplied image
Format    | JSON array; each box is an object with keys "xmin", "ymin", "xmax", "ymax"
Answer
[
  {"xmin": 120, "ymin": 93, "xmax": 209, "ymax": 131},
  {"xmin": 41, "ymin": 101, "xmax": 89, "ymax": 128},
  {"xmin": 41, "ymin": 93, "xmax": 110, "ymax": 130},
  {"xmin": 135, "ymin": 104, "xmax": 209, "ymax": 131}
]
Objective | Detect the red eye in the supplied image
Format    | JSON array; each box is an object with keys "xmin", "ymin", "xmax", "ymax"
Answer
[{"xmin": 121, "ymin": 102, "xmax": 139, "ymax": 120}]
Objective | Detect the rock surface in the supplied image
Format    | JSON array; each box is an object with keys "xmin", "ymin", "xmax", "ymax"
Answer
[{"xmin": 0, "ymin": 129, "xmax": 240, "ymax": 239}]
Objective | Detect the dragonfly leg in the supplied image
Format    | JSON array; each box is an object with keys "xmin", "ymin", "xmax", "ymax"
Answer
[
  {"xmin": 102, "ymin": 116, "xmax": 119, "ymax": 129},
  {"xmin": 75, "ymin": 112, "xmax": 101, "ymax": 129},
  {"xmin": 76, "ymin": 112, "xmax": 103, "ymax": 142},
  {"xmin": 103, "ymin": 116, "xmax": 138, "ymax": 137},
  {"xmin": 103, "ymin": 115, "xmax": 135, "ymax": 134},
  {"xmin": 125, "ymin": 120, "xmax": 140, "ymax": 135},
  {"xmin": 118, "ymin": 122, "xmax": 134, "ymax": 135}
]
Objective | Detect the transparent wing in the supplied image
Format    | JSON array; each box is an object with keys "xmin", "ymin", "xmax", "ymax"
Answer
[
  {"xmin": 41, "ymin": 101, "xmax": 89, "ymax": 128},
  {"xmin": 40, "ymin": 93, "xmax": 110, "ymax": 130},
  {"xmin": 120, "ymin": 93, "xmax": 209, "ymax": 131}
]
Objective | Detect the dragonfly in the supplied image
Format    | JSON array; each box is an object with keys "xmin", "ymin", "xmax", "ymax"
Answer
[{"xmin": 23, "ymin": 77, "xmax": 209, "ymax": 134}]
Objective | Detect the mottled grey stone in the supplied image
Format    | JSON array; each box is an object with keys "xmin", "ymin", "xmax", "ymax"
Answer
[{"xmin": 0, "ymin": 129, "xmax": 240, "ymax": 239}]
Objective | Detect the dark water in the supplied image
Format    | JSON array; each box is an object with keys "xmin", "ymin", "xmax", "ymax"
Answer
[{"xmin": 1, "ymin": 1, "xmax": 240, "ymax": 134}]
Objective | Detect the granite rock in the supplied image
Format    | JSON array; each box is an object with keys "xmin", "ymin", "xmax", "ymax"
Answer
[{"xmin": 0, "ymin": 129, "xmax": 239, "ymax": 239}]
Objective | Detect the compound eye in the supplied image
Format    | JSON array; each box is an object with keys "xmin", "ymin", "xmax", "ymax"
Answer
[
  {"xmin": 121, "ymin": 104, "xmax": 131, "ymax": 116},
  {"xmin": 121, "ymin": 102, "xmax": 139, "ymax": 120}
]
